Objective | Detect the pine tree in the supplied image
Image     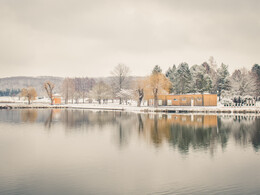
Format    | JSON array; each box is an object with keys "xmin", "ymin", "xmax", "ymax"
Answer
[
  {"xmin": 173, "ymin": 62, "xmax": 192, "ymax": 94},
  {"xmin": 152, "ymin": 65, "xmax": 162, "ymax": 74},
  {"xmin": 216, "ymin": 63, "xmax": 231, "ymax": 100},
  {"xmin": 165, "ymin": 65, "xmax": 176, "ymax": 93},
  {"xmin": 251, "ymin": 64, "xmax": 260, "ymax": 97},
  {"xmin": 190, "ymin": 64, "xmax": 212, "ymax": 94},
  {"xmin": 202, "ymin": 57, "xmax": 218, "ymax": 93}
]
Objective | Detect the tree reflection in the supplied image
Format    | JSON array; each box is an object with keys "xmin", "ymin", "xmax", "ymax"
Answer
[
  {"xmin": 21, "ymin": 109, "xmax": 38, "ymax": 123},
  {"xmin": 44, "ymin": 109, "xmax": 53, "ymax": 129},
  {"xmin": 137, "ymin": 114, "xmax": 144, "ymax": 133},
  {"xmin": 251, "ymin": 120, "xmax": 260, "ymax": 151},
  {"xmin": 38, "ymin": 109, "xmax": 260, "ymax": 153},
  {"xmin": 146, "ymin": 115, "xmax": 220, "ymax": 153},
  {"xmin": 219, "ymin": 115, "xmax": 260, "ymax": 151},
  {"xmin": 137, "ymin": 114, "xmax": 260, "ymax": 154}
]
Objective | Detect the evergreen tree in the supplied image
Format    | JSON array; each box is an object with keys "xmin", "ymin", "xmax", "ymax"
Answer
[
  {"xmin": 152, "ymin": 65, "xmax": 162, "ymax": 74},
  {"xmin": 190, "ymin": 64, "xmax": 212, "ymax": 93},
  {"xmin": 165, "ymin": 65, "xmax": 176, "ymax": 93},
  {"xmin": 252, "ymin": 64, "xmax": 260, "ymax": 78},
  {"xmin": 251, "ymin": 64, "xmax": 260, "ymax": 97},
  {"xmin": 173, "ymin": 62, "xmax": 192, "ymax": 94},
  {"xmin": 165, "ymin": 65, "xmax": 176, "ymax": 78},
  {"xmin": 202, "ymin": 59, "xmax": 218, "ymax": 93},
  {"xmin": 216, "ymin": 63, "xmax": 231, "ymax": 100},
  {"xmin": 0, "ymin": 89, "xmax": 21, "ymax": 96}
]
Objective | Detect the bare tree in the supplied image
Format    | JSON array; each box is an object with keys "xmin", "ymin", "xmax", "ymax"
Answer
[
  {"xmin": 69, "ymin": 79, "xmax": 76, "ymax": 103},
  {"xmin": 74, "ymin": 77, "xmax": 95, "ymax": 103},
  {"xmin": 62, "ymin": 78, "xmax": 75, "ymax": 104},
  {"xmin": 116, "ymin": 89, "xmax": 134, "ymax": 104},
  {"xmin": 231, "ymin": 68, "xmax": 258, "ymax": 97},
  {"xmin": 89, "ymin": 81, "xmax": 112, "ymax": 104},
  {"xmin": 62, "ymin": 78, "xmax": 70, "ymax": 104},
  {"xmin": 21, "ymin": 87, "xmax": 37, "ymax": 104},
  {"xmin": 111, "ymin": 64, "xmax": 130, "ymax": 104},
  {"xmin": 44, "ymin": 81, "xmax": 55, "ymax": 105},
  {"xmin": 133, "ymin": 78, "xmax": 146, "ymax": 107}
]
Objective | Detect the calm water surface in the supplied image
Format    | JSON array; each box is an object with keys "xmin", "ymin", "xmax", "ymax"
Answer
[{"xmin": 0, "ymin": 109, "xmax": 260, "ymax": 195}]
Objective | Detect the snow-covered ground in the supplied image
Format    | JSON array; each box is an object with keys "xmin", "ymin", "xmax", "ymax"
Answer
[
  {"xmin": 0, "ymin": 96, "xmax": 260, "ymax": 114},
  {"xmin": 1, "ymin": 102, "xmax": 260, "ymax": 115},
  {"xmin": 0, "ymin": 96, "xmax": 50, "ymax": 103}
]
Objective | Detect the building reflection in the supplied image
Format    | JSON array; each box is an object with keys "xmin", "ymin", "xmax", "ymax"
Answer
[{"xmin": 140, "ymin": 114, "xmax": 219, "ymax": 153}]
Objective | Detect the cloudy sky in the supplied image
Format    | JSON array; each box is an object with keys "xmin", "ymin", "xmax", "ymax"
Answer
[{"xmin": 0, "ymin": 0, "xmax": 259, "ymax": 78}]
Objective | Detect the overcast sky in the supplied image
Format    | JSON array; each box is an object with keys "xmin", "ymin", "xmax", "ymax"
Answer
[{"xmin": 0, "ymin": 0, "xmax": 259, "ymax": 78}]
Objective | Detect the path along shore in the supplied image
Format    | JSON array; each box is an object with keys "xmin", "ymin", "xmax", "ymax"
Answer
[{"xmin": 0, "ymin": 103, "xmax": 260, "ymax": 114}]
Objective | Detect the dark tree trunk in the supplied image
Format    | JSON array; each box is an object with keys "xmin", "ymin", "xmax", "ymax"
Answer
[
  {"xmin": 138, "ymin": 114, "xmax": 143, "ymax": 132},
  {"xmin": 137, "ymin": 89, "xmax": 144, "ymax": 107},
  {"xmin": 153, "ymin": 88, "xmax": 158, "ymax": 108}
]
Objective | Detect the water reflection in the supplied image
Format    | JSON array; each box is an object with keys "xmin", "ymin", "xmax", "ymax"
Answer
[
  {"xmin": 21, "ymin": 109, "xmax": 38, "ymax": 123},
  {"xmin": 2, "ymin": 109, "xmax": 260, "ymax": 153},
  {"xmin": 1, "ymin": 109, "xmax": 260, "ymax": 195},
  {"xmin": 218, "ymin": 115, "xmax": 260, "ymax": 151}
]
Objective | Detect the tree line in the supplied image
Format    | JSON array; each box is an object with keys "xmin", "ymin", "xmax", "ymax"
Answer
[
  {"xmin": 18, "ymin": 57, "xmax": 260, "ymax": 106},
  {"xmin": 0, "ymin": 89, "xmax": 20, "ymax": 96}
]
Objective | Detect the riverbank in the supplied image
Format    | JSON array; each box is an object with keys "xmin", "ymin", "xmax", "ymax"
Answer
[{"xmin": 1, "ymin": 103, "xmax": 260, "ymax": 114}]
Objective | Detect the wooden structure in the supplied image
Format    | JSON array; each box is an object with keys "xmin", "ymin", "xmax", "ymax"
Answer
[
  {"xmin": 147, "ymin": 94, "xmax": 217, "ymax": 106},
  {"xmin": 53, "ymin": 94, "xmax": 62, "ymax": 105}
]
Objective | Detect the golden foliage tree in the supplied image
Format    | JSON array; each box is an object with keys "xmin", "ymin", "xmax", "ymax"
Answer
[
  {"xmin": 147, "ymin": 72, "xmax": 172, "ymax": 107},
  {"xmin": 44, "ymin": 81, "xmax": 55, "ymax": 105},
  {"xmin": 21, "ymin": 87, "xmax": 37, "ymax": 105}
]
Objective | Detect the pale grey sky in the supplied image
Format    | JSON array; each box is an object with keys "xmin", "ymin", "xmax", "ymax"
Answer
[{"xmin": 0, "ymin": 0, "xmax": 259, "ymax": 77}]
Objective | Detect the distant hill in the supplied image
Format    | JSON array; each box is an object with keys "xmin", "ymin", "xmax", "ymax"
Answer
[
  {"xmin": 0, "ymin": 76, "xmax": 64, "ymax": 96},
  {"xmin": 0, "ymin": 76, "xmax": 144, "ymax": 96}
]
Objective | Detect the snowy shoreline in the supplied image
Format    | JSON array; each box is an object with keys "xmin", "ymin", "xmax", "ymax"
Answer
[{"xmin": 0, "ymin": 103, "xmax": 260, "ymax": 114}]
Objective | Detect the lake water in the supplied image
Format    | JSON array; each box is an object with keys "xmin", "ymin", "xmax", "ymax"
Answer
[{"xmin": 0, "ymin": 109, "xmax": 260, "ymax": 195}]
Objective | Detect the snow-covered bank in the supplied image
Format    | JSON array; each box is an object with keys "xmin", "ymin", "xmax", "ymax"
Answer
[{"xmin": 0, "ymin": 103, "xmax": 260, "ymax": 114}]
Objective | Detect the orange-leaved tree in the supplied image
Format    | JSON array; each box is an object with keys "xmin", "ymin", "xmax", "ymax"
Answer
[
  {"xmin": 21, "ymin": 87, "xmax": 37, "ymax": 105},
  {"xmin": 147, "ymin": 65, "xmax": 172, "ymax": 107}
]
